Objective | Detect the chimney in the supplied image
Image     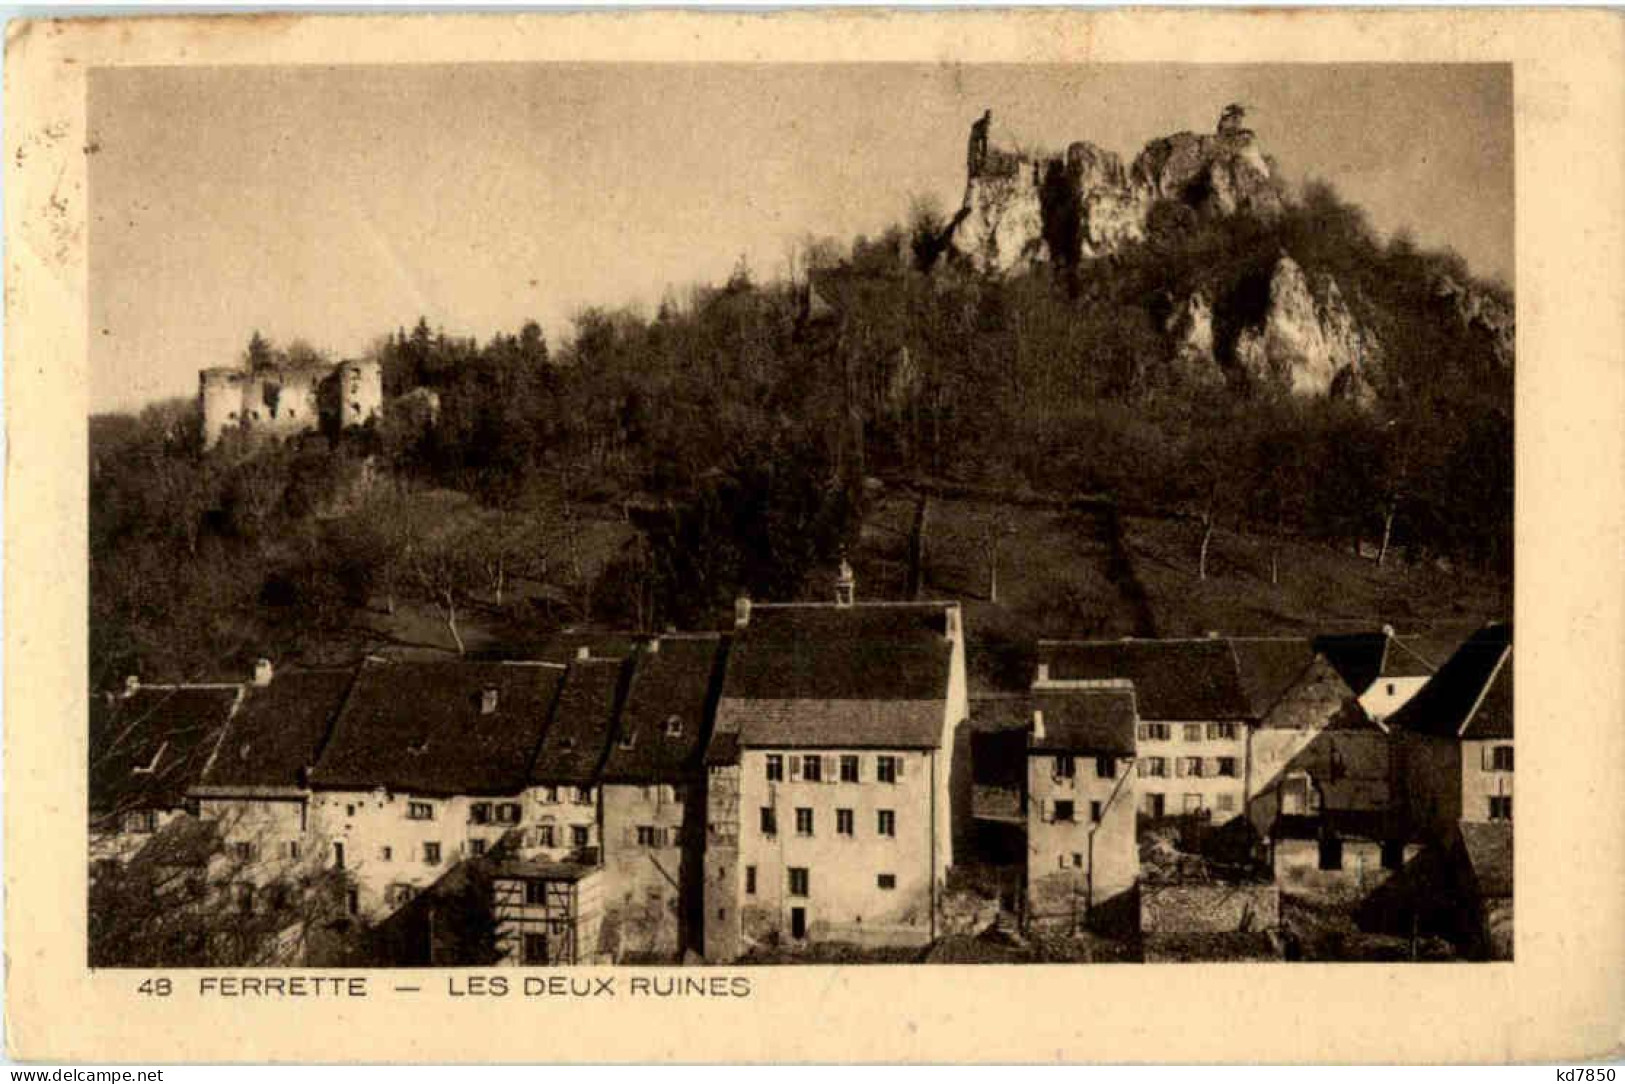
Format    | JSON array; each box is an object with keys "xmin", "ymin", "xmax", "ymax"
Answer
[
  {"xmin": 835, "ymin": 558, "xmax": 856, "ymax": 607},
  {"xmin": 1035, "ymin": 661, "xmax": 1051, "ymax": 685},
  {"xmin": 944, "ymin": 603, "xmax": 962, "ymax": 643},
  {"xmin": 734, "ymin": 595, "xmax": 752, "ymax": 629},
  {"xmin": 1381, "ymin": 623, "xmax": 1396, "ymax": 639},
  {"xmin": 123, "ymin": 674, "xmax": 141, "ymax": 698},
  {"xmin": 481, "ymin": 687, "xmax": 499, "ymax": 715},
  {"xmin": 576, "ymin": 646, "xmax": 591, "ymax": 661},
  {"xmin": 253, "ymin": 658, "xmax": 274, "ymax": 686},
  {"xmin": 1031, "ymin": 709, "xmax": 1046, "ymax": 742},
  {"xmin": 1206, "ymin": 630, "xmax": 1221, "ymax": 639},
  {"xmin": 646, "ymin": 638, "xmax": 661, "ymax": 655}
]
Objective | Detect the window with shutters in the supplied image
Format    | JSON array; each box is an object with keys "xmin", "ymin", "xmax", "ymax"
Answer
[
  {"xmin": 1491, "ymin": 745, "xmax": 1514, "ymax": 772},
  {"xmin": 1054, "ymin": 755, "xmax": 1076, "ymax": 779},
  {"xmin": 836, "ymin": 808, "xmax": 854, "ymax": 837},
  {"xmin": 636, "ymin": 825, "xmax": 660, "ymax": 847},
  {"xmin": 788, "ymin": 867, "xmax": 809, "ymax": 897},
  {"xmin": 795, "ymin": 808, "xmax": 814, "ymax": 836},
  {"xmin": 1182, "ymin": 724, "xmax": 1203, "ymax": 742},
  {"xmin": 1139, "ymin": 723, "xmax": 1170, "ymax": 742},
  {"xmin": 877, "ymin": 755, "xmax": 899, "ymax": 784},
  {"xmin": 534, "ymin": 825, "xmax": 554, "ymax": 848},
  {"xmin": 574, "ymin": 787, "xmax": 593, "ymax": 805},
  {"xmin": 760, "ymin": 807, "xmax": 777, "ymax": 836},
  {"xmin": 470, "ymin": 802, "xmax": 492, "ymax": 824},
  {"xmin": 803, "ymin": 755, "xmax": 822, "ymax": 783},
  {"xmin": 496, "ymin": 802, "xmax": 521, "ymax": 824},
  {"xmin": 1095, "ymin": 756, "xmax": 1115, "ymax": 778},
  {"xmin": 538, "ymin": 786, "xmax": 560, "ymax": 804},
  {"xmin": 1138, "ymin": 757, "xmax": 1168, "ymax": 778},
  {"xmin": 408, "ymin": 801, "xmax": 434, "ymax": 821},
  {"xmin": 1142, "ymin": 793, "xmax": 1166, "ymax": 818},
  {"xmin": 1208, "ymin": 723, "xmax": 1238, "ymax": 740},
  {"xmin": 840, "ymin": 755, "xmax": 860, "ymax": 782},
  {"xmin": 469, "ymin": 838, "xmax": 488, "ymax": 856},
  {"xmin": 766, "ymin": 754, "xmax": 783, "ymax": 782},
  {"xmin": 1489, "ymin": 795, "xmax": 1512, "ymax": 821},
  {"xmin": 877, "ymin": 809, "xmax": 896, "ymax": 837}
]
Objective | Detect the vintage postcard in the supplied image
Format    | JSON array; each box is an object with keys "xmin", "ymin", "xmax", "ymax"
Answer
[{"xmin": 6, "ymin": 8, "xmax": 1623, "ymax": 1065}]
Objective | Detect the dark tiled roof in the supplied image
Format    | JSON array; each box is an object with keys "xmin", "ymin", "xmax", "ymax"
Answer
[
  {"xmin": 599, "ymin": 636, "xmax": 724, "ymax": 783},
  {"xmin": 1386, "ymin": 624, "xmax": 1512, "ymax": 740},
  {"xmin": 1228, "ymin": 638, "xmax": 1315, "ymax": 718},
  {"xmin": 714, "ymin": 603, "xmax": 955, "ymax": 753},
  {"xmin": 1039, "ymin": 640, "xmax": 1250, "ymax": 721},
  {"xmin": 131, "ymin": 815, "xmax": 222, "ymax": 871},
  {"xmin": 1314, "ymin": 631, "xmax": 1459, "ymax": 692},
  {"xmin": 970, "ymin": 694, "xmax": 1041, "ymax": 734},
  {"xmin": 1028, "ymin": 688, "xmax": 1137, "ymax": 756},
  {"xmin": 533, "ymin": 631, "xmax": 640, "ymax": 665},
  {"xmin": 309, "ymin": 661, "xmax": 564, "ymax": 796},
  {"xmin": 90, "ymin": 684, "xmax": 242, "ymax": 815},
  {"xmin": 196, "ymin": 670, "xmax": 355, "ymax": 791},
  {"xmin": 529, "ymin": 658, "xmax": 626, "ymax": 785},
  {"xmin": 1253, "ymin": 655, "xmax": 1373, "ymax": 733},
  {"xmin": 489, "ymin": 858, "xmax": 598, "ymax": 883},
  {"xmin": 1458, "ymin": 821, "xmax": 1513, "ymax": 897}
]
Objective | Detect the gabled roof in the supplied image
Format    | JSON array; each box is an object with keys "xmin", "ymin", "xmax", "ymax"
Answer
[
  {"xmin": 1457, "ymin": 821, "xmax": 1513, "ymax": 898},
  {"xmin": 712, "ymin": 602, "xmax": 956, "ymax": 758},
  {"xmin": 599, "ymin": 636, "xmax": 724, "ymax": 783},
  {"xmin": 195, "ymin": 670, "xmax": 356, "ymax": 793},
  {"xmin": 309, "ymin": 660, "xmax": 564, "ymax": 796},
  {"xmin": 1386, "ymin": 623, "xmax": 1512, "ymax": 741},
  {"xmin": 1253, "ymin": 654, "xmax": 1374, "ymax": 733},
  {"xmin": 1038, "ymin": 640, "xmax": 1250, "ymax": 721},
  {"xmin": 1027, "ymin": 687, "xmax": 1138, "ymax": 757},
  {"xmin": 533, "ymin": 631, "xmax": 640, "ymax": 665},
  {"xmin": 90, "ymin": 683, "xmax": 243, "ymax": 816},
  {"xmin": 1227, "ymin": 637, "xmax": 1315, "ymax": 718},
  {"xmin": 529, "ymin": 658, "xmax": 625, "ymax": 786},
  {"xmin": 1314, "ymin": 630, "xmax": 1461, "ymax": 693}
]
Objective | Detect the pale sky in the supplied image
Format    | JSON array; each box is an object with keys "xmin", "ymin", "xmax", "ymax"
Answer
[{"xmin": 89, "ymin": 63, "xmax": 1512, "ymax": 413}]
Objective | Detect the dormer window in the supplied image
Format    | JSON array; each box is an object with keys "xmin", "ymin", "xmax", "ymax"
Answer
[
  {"xmin": 480, "ymin": 688, "xmax": 499, "ymax": 715},
  {"xmin": 132, "ymin": 741, "xmax": 168, "ymax": 774},
  {"xmin": 664, "ymin": 715, "xmax": 683, "ymax": 738},
  {"xmin": 618, "ymin": 730, "xmax": 636, "ymax": 751}
]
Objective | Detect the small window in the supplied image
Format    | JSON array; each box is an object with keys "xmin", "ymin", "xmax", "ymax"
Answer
[
  {"xmin": 618, "ymin": 730, "xmax": 636, "ymax": 751},
  {"xmin": 760, "ymin": 807, "xmax": 777, "ymax": 836},
  {"xmin": 1318, "ymin": 836, "xmax": 1344, "ymax": 871},
  {"xmin": 664, "ymin": 715, "xmax": 683, "ymax": 738},
  {"xmin": 1216, "ymin": 757, "xmax": 1238, "ymax": 778},
  {"xmin": 1183, "ymin": 794, "xmax": 1204, "ymax": 814},
  {"xmin": 423, "ymin": 842, "xmax": 442, "ymax": 865},
  {"xmin": 1054, "ymin": 754, "xmax": 1076, "ymax": 779},
  {"xmin": 877, "ymin": 809, "xmax": 897, "ymax": 837},
  {"xmin": 1489, "ymin": 795, "xmax": 1513, "ymax": 821},
  {"xmin": 788, "ymin": 867, "xmax": 810, "ymax": 897},
  {"xmin": 745, "ymin": 866, "xmax": 757, "ymax": 895},
  {"xmin": 570, "ymin": 825, "xmax": 590, "ymax": 848},
  {"xmin": 496, "ymin": 802, "xmax": 521, "ymax": 825},
  {"xmin": 346, "ymin": 804, "xmax": 357, "ymax": 817},
  {"xmin": 1072, "ymin": 853, "xmax": 1084, "ymax": 869},
  {"xmin": 379, "ymin": 846, "xmax": 392, "ymax": 862},
  {"xmin": 1052, "ymin": 801, "xmax": 1075, "ymax": 824},
  {"xmin": 534, "ymin": 825, "xmax": 555, "ymax": 848},
  {"xmin": 574, "ymin": 787, "xmax": 593, "ymax": 805},
  {"xmin": 1386, "ymin": 683, "xmax": 1397, "ymax": 697},
  {"xmin": 346, "ymin": 888, "xmax": 359, "ymax": 916},
  {"xmin": 470, "ymin": 802, "xmax": 492, "ymax": 825},
  {"xmin": 840, "ymin": 755, "xmax": 860, "ymax": 783},
  {"xmin": 469, "ymin": 838, "xmax": 488, "ymax": 856},
  {"xmin": 766, "ymin": 754, "xmax": 784, "ymax": 782},
  {"xmin": 1095, "ymin": 756, "xmax": 1115, "ymax": 779},
  {"xmin": 1089, "ymin": 801, "xmax": 1103, "ymax": 824},
  {"xmin": 1492, "ymin": 746, "xmax": 1514, "ymax": 772},
  {"xmin": 1215, "ymin": 793, "xmax": 1236, "ymax": 812},
  {"xmin": 525, "ymin": 880, "xmax": 548, "ymax": 906},
  {"xmin": 877, "ymin": 873, "xmax": 896, "ymax": 891},
  {"xmin": 1381, "ymin": 840, "xmax": 1405, "ymax": 870},
  {"xmin": 1182, "ymin": 724, "xmax": 1203, "ymax": 742},
  {"xmin": 636, "ymin": 825, "xmax": 659, "ymax": 847},
  {"xmin": 408, "ymin": 801, "xmax": 434, "ymax": 821},
  {"xmin": 284, "ymin": 840, "xmax": 301, "ymax": 860},
  {"xmin": 877, "ymin": 756, "xmax": 899, "ymax": 784},
  {"xmin": 539, "ymin": 786, "xmax": 560, "ymax": 804},
  {"xmin": 802, "ymin": 756, "xmax": 823, "ymax": 783},
  {"xmin": 795, "ymin": 807, "xmax": 815, "ymax": 837},
  {"xmin": 1139, "ymin": 723, "xmax": 1171, "ymax": 742},
  {"xmin": 232, "ymin": 841, "xmax": 256, "ymax": 862},
  {"xmin": 836, "ymin": 808, "xmax": 855, "ymax": 837}
]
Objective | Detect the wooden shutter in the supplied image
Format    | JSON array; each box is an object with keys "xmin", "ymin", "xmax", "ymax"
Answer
[
  {"xmin": 1481, "ymin": 745, "xmax": 1494, "ymax": 771},
  {"xmin": 895, "ymin": 755, "xmax": 906, "ymax": 778},
  {"xmin": 789, "ymin": 757, "xmax": 801, "ymax": 781},
  {"xmin": 1175, "ymin": 758, "xmax": 1188, "ymax": 778},
  {"xmin": 1039, "ymin": 799, "xmax": 1054, "ymax": 823},
  {"xmin": 825, "ymin": 755, "xmax": 838, "ymax": 783}
]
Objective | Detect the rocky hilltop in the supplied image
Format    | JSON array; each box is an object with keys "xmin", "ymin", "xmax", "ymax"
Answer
[{"xmin": 940, "ymin": 106, "xmax": 1511, "ymax": 403}]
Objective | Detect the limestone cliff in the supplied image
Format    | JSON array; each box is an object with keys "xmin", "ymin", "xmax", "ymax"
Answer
[
  {"xmin": 1433, "ymin": 274, "xmax": 1515, "ymax": 369},
  {"xmin": 947, "ymin": 105, "xmax": 1284, "ymax": 273},
  {"xmin": 1230, "ymin": 256, "xmax": 1382, "ymax": 398}
]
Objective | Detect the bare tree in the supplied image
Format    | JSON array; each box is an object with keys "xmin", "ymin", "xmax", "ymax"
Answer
[{"xmin": 977, "ymin": 509, "xmax": 1018, "ymax": 603}]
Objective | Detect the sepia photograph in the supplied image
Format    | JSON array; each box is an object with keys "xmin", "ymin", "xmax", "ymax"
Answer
[{"xmin": 81, "ymin": 58, "xmax": 1519, "ymax": 971}]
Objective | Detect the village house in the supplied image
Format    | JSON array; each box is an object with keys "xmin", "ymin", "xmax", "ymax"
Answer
[
  {"xmin": 305, "ymin": 659, "xmax": 566, "ymax": 920},
  {"xmin": 596, "ymin": 634, "xmax": 724, "ymax": 961},
  {"xmin": 489, "ymin": 859, "xmax": 606, "ymax": 966},
  {"xmin": 90, "ymin": 676, "xmax": 243, "ymax": 864},
  {"xmin": 1314, "ymin": 627, "xmax": 1459, "ymax": 723},
  {"xmin": 189, "ymin": 661, "xmax": 356, "ymax": 907},
  {"xmin": 523, "ymin": 653, "xmax": 625, "ymax": 866},
  {"xmin": 1449, "ymin": 820, "xmax": 1513, "ymax": 960},
  {"xmin": 703, "ymin": 568, "xmax": 967, "ymax": 960},
  {"xmin": 1388, "ymin": 623, "xmax": 1513, "ymax": 844},
  {"xmin": 1037, "ymin": 639, "xmax": 1251, "ymax": 824},
  {"xmin": 1021, "ymin": 680, "xmax": 1139, "ymax": 931}
]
